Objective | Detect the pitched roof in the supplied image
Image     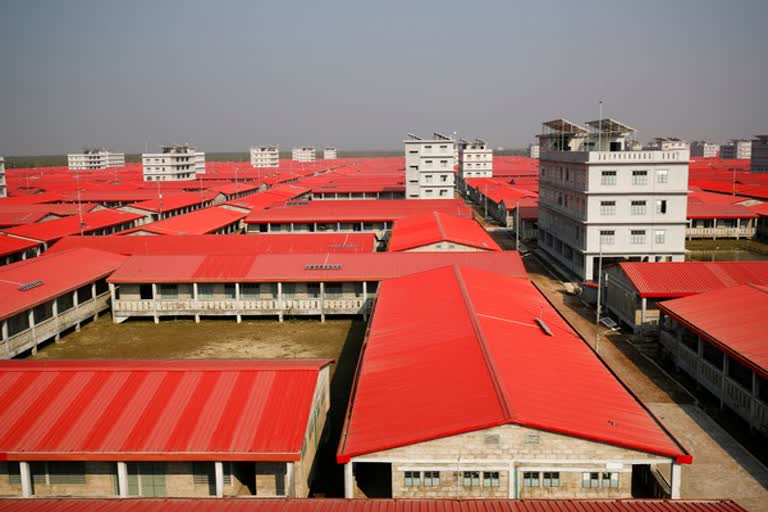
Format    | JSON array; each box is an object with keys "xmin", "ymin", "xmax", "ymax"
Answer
[
  {"xmin": 617, "ymin": 261, "xmax": 768, "ymax": 298},
  {"xmin": 0, "ymin": 235, "xmax": 41, "ymax": 259},
  {"xmin": 107, "ymin": 252, "xmax": 526, "ymax": 284},
  {"xmin": 126, "ymin": 191, "xmax": 217, "ymax": 213},
  {"xmin": 338, "ymin": 265, "xmax": 690, "ymax": 464},
  {"xmin": 388, "ymin": 212, "xmax": 501, "ymax": 252},
  {"xmin": 0, "ymin": 248, "xmax": 127, "ymax": 321},
  {"xmin": 686, "ymin": 201, "xmax": 758, "ymax": 219},
  {"xmin": 121, "ymin": 207, "xmax": 246, "ymax": 236},
  {"xmin": 0, "ymin": 359, "xmax": 332, "ymax": 461},
  {"xmin": 0, "ymin": 209, "xmax": 144, "ymax": 244},
  {"xmin": 658, "ymin": 284, "xmax": 768, "ymax": 377}
]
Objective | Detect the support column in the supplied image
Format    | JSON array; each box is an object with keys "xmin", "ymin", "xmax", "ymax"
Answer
[
  {"xmin": 670, "ymin": 463, "xmax": 682, "ymax": 499},
  {"xmin": 320, "ymin": 282, "xmax": 325, "ymax": 323},
  {"xmin": 750, "ymin": 372, "xmax": 759, "ymax": 430},
  {"xmin": 214, "ymin": 461, "xmax": 224, "ymax": 498},
  {"xmin": 20, "ymin": 461, "xmax": 32, "ymax": 498},
  {"xmin": 152, "ymin": 283, "xmax": 159, "ymax": 324},
  {"xmin": 721, "ymin": 356, "xmax": 730, "ymax": 409},
  {"xmin": 193, "ymin": 283, "xmax": 200, "ymax": 323},
  {"xmin": 73, "ymin": 290, "xmax": 81, "ymax": 331},
  {"xmin": 2, "ymin": 320, "xmax": 9, "ymax": 359},
  {"xmin": 344, "ymin": 462, "xmax": 354, "ymax": 498},
  {"xmin": 109, "ymin": 283, "xmax": 119, "ymax": 324},
  {"xmin": 277, "ymin": 282, "xmax": 284, "ymax": 322},
  {"xmin": 52, "ymin": 299, "xmax": 60, "ymax": 342},
  {"xmin": 640, "ymin": 297, "xmax": 647, "ymax": 325},
  {"xmin": 286, "ymin": 462, "xmax": 295, "ymax": 497},
  {"xmin": 117, "ymin": 462, "xmax": 129, "ymax": 497},
  {"xmin": 235, "ymin": 283, "xmax": 242, "ymax": 323},
  {"xmin": 28, "ymin": 310, "xmax": 37, "ymax": 355}
]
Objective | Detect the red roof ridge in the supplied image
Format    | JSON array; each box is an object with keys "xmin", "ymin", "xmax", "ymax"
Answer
[{"xmin": 434, "ymin": 211, "xmax": 448, "ymax": 240}]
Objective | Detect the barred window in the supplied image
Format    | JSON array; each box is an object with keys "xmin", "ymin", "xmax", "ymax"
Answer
[
  {"xmin": 602, "ymin": 472, "xmax": 620, "ymax": 488},
  {"xmin": 632, "ymin": 170, "xmax": 648, "ymax": 185},
  {"xmin": 655, "ymin": 230, "xmax": 666, "ymax": 244},
  {"xmin": 49, "ymin": 462, "xmax": 87, "ymax": 485},
  {"xmin": 630, "ymin": 230, "xmax": 646, "ymax": 245},
  {"xmin": 630, "ymin": 200, "xmax": 647, "ymax": 215},
  {"xmin": 582, "ymin": 472, "xmax": 600, "ymax": 488},
  {"xmin": 423, "ymin": 471, "xmax": 440, "ymax": 487},
  {"xmin": 600, "ymin": 230, "xmax": 615, "ymax": 246},
  {"xmin": 601, "ymin": 171, "xmax": 617, "ymax": 185},
  {"xmin": 657, "ymin": 169, "xmax": 669, "ymax": 183},
  {"xmin": 600, "ymin": 201, "xmax": 616, "ymax": 215}
]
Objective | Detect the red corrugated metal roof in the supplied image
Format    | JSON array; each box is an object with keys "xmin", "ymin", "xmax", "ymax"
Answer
[
  {"xmin": 107, "ymin": 252, "xmax": 527, "ymax": 284},
  {"xmin": 0, "ymin": 359, "xmax": 332, "ymax": 461},
  {"xmin": 0, "ymin": 209, "xmax": 144, "ymax": 244},
  {"xmin": 121, "ymin": 207, "xmax": 246, "ymax": 236},
  {"xmin": 338, "ymin": 265, "xmax": 690, "ymax": 464},
  {"xmin": 658, "ymin": 284, "xmax": 768, "ymax": 377},
  {"xmin": 47, "ymin": 233, "xmax": 377, "ymax": 255},
  {"xmin": 686, "ymin": 202, "xmax": 757, "ymax": 219},
  {"xmin": 126, "ymin": 191, "xmax": 218, "ymax": 213},
  {"xmin": 0, "ymin": 248, "xmax": 127, "ymax": 321},
  {"xmin": 618, "ymin": 261, "xmax": 768, "ymax": 298},
  {"xmin": 388, "ymin": 212, "xmax": 501, "ymax": 252},
  {"xmin": 0, "ymin": 499, "xmax": 747, "ymax": 512},
  {"xmin": 0, "ymin": 210, "xmax": 53, "ymax": 228},
  {"xmin": 0, "ymin": 235, "xmax": 41, "ymax": 258}
]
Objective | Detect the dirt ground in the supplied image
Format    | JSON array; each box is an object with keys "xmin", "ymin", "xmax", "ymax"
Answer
[{"xmin": 30, "ymin": 314, "xmax": 358, "ymax": 361}]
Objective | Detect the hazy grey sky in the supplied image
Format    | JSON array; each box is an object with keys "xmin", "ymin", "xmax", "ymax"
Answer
[{"xmin": 0, "ymin": 0, "xmax": 766, "ymax": 155}]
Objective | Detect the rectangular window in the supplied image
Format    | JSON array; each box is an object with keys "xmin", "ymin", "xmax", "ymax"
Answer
[
  {"xmin": 631, "ymin": 200, "xmax": 647, "ymax": 215},
  {"xmin": 7, "ymin": 312, "xmax": 30, "ymax": 337},
  {"xmin": 601, "ymin": 171, "xmax": 617, "ymax": 185},
  {"xmin": 630, "ymin": 230, "xmax": 646, "ymax": 244},
  {"xmin": 404, "ymin": 471, "xmax": 420, "ymax": 487},
  {"xmin": 542, "ymin": 472, "xmax": 560, "ymax": 487},
  {"xmin": 483, "ymin": 471, "xmax": 500, "ymax": 487},
  {"xmin": 439, "ymin": 190, "xmax": 448, "ymax": 197},
  {"xmin": 600, "ymin": 230, "xmax": 615, "ymax": 245},
  {"xmin": 601, "ymin": 472, "xmax": 619, "ymax": 488},
  {"xmin": 128, "ymin": 462, "xmax": 167, "ymax": 497},
  {"xmin": 54, "ymin": 295, "xmax": 73, "ymax": 314},
  {"xmin": 158, "ymin": 284, "xmax": 178, "ymax": 299},
  {"xmin": 423, "ymin": 471, "xmax": 440, "ymax": 487},
  {"xmin": 48, "ymin": 462, "xmax": 87, "ymax": 485},
  {"xmin": 77, "ymin": 284, "xmax": 93, "ymax": 303},
  {"xmin": 440, "ymin": 174, "xmax": 448, "ymax": 182},
  {"xmin": 197, "ymin": 283, "xmax": 214, "ymax": 299},
  {"xmin": 656, "ymin": 199, "xmax": 667, "ymax": 214},
  {"xmin": 425, "ymin": 175, "xmax": 433, "ymax": 183},
  {"xmin": 523, "ymin": 471, "xmax": 540, "ymax": 487},
  {"xmin": 632, "ymin": 170, "xmax": 648, "ymax": 185},
  {"xmin": 32, "ymin": 301, "xmax": 54, "ymax": 324},
  {"xmin": 582, "ymin": 472, "xmax": 600, "ymax": 488},
  {"xmin": 600, "ymin": 200, "xmax": 616, "ymax": 215},
  {"xmin": 655, "ymin": 230, "xmax": 666, "ymax": 244},
  {"xmin": 462, "ymin": 471, "xmax": 480, "ymax": 487},
  {"xmin": 657, "ymin": 169, "xmax": 669, "ymax": 183}
]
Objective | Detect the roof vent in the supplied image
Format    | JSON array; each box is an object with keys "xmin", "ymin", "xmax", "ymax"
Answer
[
  {"xmin": 18, "ymin": 280, "xmax": 44, "ymax": 291},
  {"xmin": 304, "ymin": 264, "xmax": 343, "ymax": 271},
  {"xmin": 535, "ymin": 317, "xmax": 553, "ymax": 336}
]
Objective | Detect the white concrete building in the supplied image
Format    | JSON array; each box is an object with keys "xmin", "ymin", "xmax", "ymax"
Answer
[
  {"xmin": 752, "ymin": 135, "xmax": 768, "ymax": 172},
  {"xmin": 67, "ymin": 149, "xmax": 125, "ymax": 170},
  {"xmin": 142, "ymin": 144, "xmax": 205, "ymax": 182},
  {"xmin": 250, "ymin": 146, "xmax": 280, "ymax": 168},
  {"xmin": 323, "ymin": 147, "xmax": 338, "ymax": 160},
  {"xmin": 292, "ymin": 147, "xmax": 316, "ymax": 162},
  {"xmin": 458, "ymin": 139, "xmax": 493, "ymax": 179},
  {"xmin": 645, "ymin": 138, "xmax": 689, "ymax": 152},
  {"xmin": 0, "ymin": 156, "xmax": 6, "ymax": 198},
  {"xmin": 528, "ymin": 143, "xmax": 540, "ymax": 159},
  {"xmin": 404, "ymin": 133, "xmax": 456, "ymax": 200},
  {"xmin": 537, "ymin": 118, "xmax": 689, "ymax": 282},
  {"xmin": 720, "ymin": 139, "xmax": 752, "ymax": 160},
  {"xmin": 690, "ymin": 141, "xmax": 719, "ymax": 158}
]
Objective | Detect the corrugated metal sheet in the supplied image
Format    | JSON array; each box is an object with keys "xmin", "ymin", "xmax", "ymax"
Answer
[
  {"xmin": 122, "ymin": 207, "xmax": 247, "ymax": 236},
  {"xmin": 0, "ymin": 209, "xmax": 144, "ymax": 243},
  {"xmin": 388, "ymin": 212, "xmax": 501, "ymax": 252},
  {"xmin": 107, "ymin": 252, "xmax": 527, "ymax": 284},
  {"xmin": 0, "ymin": 235, "xmax": 41, "ymax": 258},
  {"xmin": 338, "ymin": 265, "xmax": 689, "ymax": 464},
  {"xmin": 658, "ymin": 284, "xmax": 768, "ymax": 376},
  {"xmin": 619, "ymin": 261, "xmax": 768, "ymax": 298},
  {"xmin": 0, "ymin": 359, "xmax": 332, "ymax": 461},
  {"xmin": 0, "ymin": 499, "xmax": 748, "ymax": 512},
  {"xmin": 686, "ymin": 202, "xmax": 757, "ymax": 220},
  {"xmin": 47, "ymin": 233, "xmax": 377, "ymax": 256},
  {"xmin": 0, "ymin": 248, "xmax": 126, "ymax": 320},
  {"xmin": 127, "ymin": 191, "xmax": 218, "ymax": 213}
]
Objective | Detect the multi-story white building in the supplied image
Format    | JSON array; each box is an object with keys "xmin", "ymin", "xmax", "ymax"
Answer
[
  {"xmin": 404, "ymin": 133, "xmax": 456, "ymax": 200},
  {"xmin": 142, "ymin": 144, "xmax": 205, "ymax": 182},
  {"xmin": 645, "ymin": 138, "xmax": 689, "ymax": 151},
  {"xmin": 528, "ymin": 143, "xmax": 540, "ymax": 159},
  {"xmin": 720, "ymin": 139, "xmax": 752, "ymax": 160},
  {"xmin": 250, "ymin": 146, "xmax": 280, "ymax": 168},
  {"xmin": 292, "ymin": 147, "xmax": 316, "ymax": 162},
  {"xmin": 67, "ymin": 148, "xmax": 125, "ymax": 170},
  {"xmin": 458, "ymin": 139, "xmax": 493, "ymax": 179},
  {"xmin": 323, "ymin": 147, "xmax": 338, "ymax": 160},
  {"xmin": 752, "ymin": 135, "xmax": 768, "ymax": 172},
  {"xmin": 689, "ymin": 141, "xmax": 719, "ymax": 158},
  {"xmin": 537, "ymin": 118, "xmax": 688, "ymax": 282},
  {"xmin": 0, "ymin": 156, "xmax": 6, "ymax": 198}
]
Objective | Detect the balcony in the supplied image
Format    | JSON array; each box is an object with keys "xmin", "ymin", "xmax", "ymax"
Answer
[{"xmin": 113, "ymin": 297, "xmax": 371, "ymax": 318}]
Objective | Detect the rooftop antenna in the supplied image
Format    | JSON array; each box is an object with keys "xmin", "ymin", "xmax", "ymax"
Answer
[{"xmin": 598, "ymin": 99, "xmax": 604, "ymax": 151}]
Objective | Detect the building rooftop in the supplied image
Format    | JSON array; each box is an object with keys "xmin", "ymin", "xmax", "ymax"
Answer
[
  {"xmin": 122, "ymin": 206, "xmax": 246, "ymax": 236},
  {"xmin": 0, "ymin": 235, "xmax": 41, "ymax": 259},
  {"xmin": 337, "ymin": 265, "xmax": 690, "ymax": 464},
  {"xmin": 0, "ymin": 209, "xmax": 144, "ymax": 244},
  {"xmin": 388, "ymin": 212, "xmax": 501, "ymax": 252}
]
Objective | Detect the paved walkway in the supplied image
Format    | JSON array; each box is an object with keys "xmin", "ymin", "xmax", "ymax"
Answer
[{"xmin": 523, "ymin": 253, "xmax": 768, "ymax": 512}]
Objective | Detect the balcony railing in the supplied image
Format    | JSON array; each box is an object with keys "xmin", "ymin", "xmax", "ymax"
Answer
[
  {"xmin": 686, "ymin": 227, "xmax": 756, "ymax": 238},
  {"xmin": 540, "ymin": 149, "xmax": 688, "ymax": 164},
  {"xmin": 113, "ymin": 297, "xmax": 370, "ymax": 316}
]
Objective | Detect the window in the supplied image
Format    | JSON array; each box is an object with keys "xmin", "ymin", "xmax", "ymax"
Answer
[
  {"xmin": 425, "ymin": 175, "xmax": 433, "ymax": 183},
  {"xmin": 600, "ymin": 201, "xmax": 616, "ymax": 215},
  {"xmin": 631, "ymin": 200, "xmax": 647, "ymax": 215},
  {"xmin": 657, "ymin": 169, "xmax": 669, "ymax": 183},
  {"xmin": 439, "ymin": 190, "xmax": 448, "ymax": 197},
  {"xmin": 630, "ymin": 230, "xmax": 646, "ymax": 244},
  {"xmin": 655, "ymin": 230, "xmax": 666, "ymax": 244},
  {"xmin": 523, "ymin": 472, "xmax": 539, "ymax": 487},
  {"xmin": 601, "ymin": 472, "xmax": 619, "ymax": 488},
  {"xmin": 32, "ymin": 301, "xmax": 53, "ymax": 324},
  {"xmin": 601, "ymin": 171, "xmax": 617, "ymax": 185},
  {"xmin": 77, "ymin": 284, "xmax": 93, "ymax": 303},
  {"xmin": 632, "ymin": 170, "xmax": 648, "ymax": 185},
  {"xmin": 128, "ymin": 462, "xmax": 166, "ymax": 497},
  {"xmin": 7, "ymin": 312, "xmax": 30, "ymax": 337},
  {"xmin": 139, "ymin": 284, "xmax": 153, "ymax": 300},
  {"xmin": 440, "ymin": 174, "xmax": 448, "ymax": 182},
  {"xmin": 440, "ymin": 160, "xmax": 448, "ymax": 168},
  {"xmin": 656, "ymin": 199, "xmax": 667, "ymax": 214},
  {"xmin": 483, "ymin": 471, "xmax": 500, "ymax": 487},
  {"xmin": 404, "ymin": 471, "xmax": 420, "ymax": 487},
  {"xmin": 56, "ymin": 293, "xmax": 74, "ymax": 313},
  {"xmin": 158, "ymin": 284, "xmax": 178, "ymax": 299},
  {"xmin": 582, "ymin": 472, "xmax": 600, "ymax": 488},
  {"xmin": 543, "ymin": 472, "xmax": 560, "ymax": 487},
  {"xmin": 463, "ymin": 471, "xmax": 480, "ymax": 487},
  {"xmin": 423, "ymin": 471, "xmax": 440, "ymax": 487},
  {"xmin": 600, "ymin": 230, "xmax": 615, "ymax": 245},
  {"xmin": 48, "ymin": 462, "xmax": 87, "ymax": 485}
]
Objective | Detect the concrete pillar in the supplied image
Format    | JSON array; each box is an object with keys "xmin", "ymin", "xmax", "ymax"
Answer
[
  {"xmin": 750, "ymin": 371, "xmax": 759, "ymax": 429},
  {"xmin": 117, "ymin": 462, "xmax": 129, "ymax": 497},
  {"xmin": 670, "ymin": 463, "xmax": 682, "ymax": 499},
  {"xmin": 20, "ymin": 461, "xmax": 32, "ymax": 497},
  {"xmin": 52, "ymin": 299, "xmax": 61, "ymax": 342},
  {"xmin": 320, "ymin": 282, "xmax": 325, "ymax": 323},
  {"xmin": 344, "ymin": 462, "xmax": 354, "ymax": 498},
  {"xmin": 214, "ymin": 461, "xmax": 224, "ymax": 498},
  {"xmin": 28, "ymin": 310, "xmax": 37, "ymax": 355},
  {"xmin": 286, "ymin": 462, "xmax": 295, "ymax": 497},
  {"xmin": 152, "ymin": 283, "xmax": 159, "ymax": 324},
  {"xmin": 641, "ymin": 297, "xmax": 647, "ymax": 324},
  {"xmin": 109, "ymin": 283, "xmax": 118, "ymax": 324},
  {"xmin": 721, "ymin": 355, "xmax": 729, "ymax": 408}
]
